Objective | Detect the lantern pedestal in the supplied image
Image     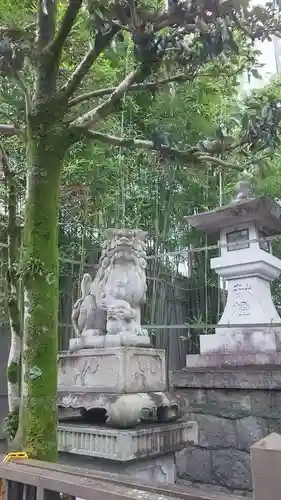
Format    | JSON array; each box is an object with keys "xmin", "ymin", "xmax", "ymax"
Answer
[{"xmin": 199, "ymin": 249, "xmax": 281, "ymax": 359}]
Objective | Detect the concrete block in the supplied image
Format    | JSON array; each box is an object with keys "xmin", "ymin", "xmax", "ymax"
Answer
[
  {"xmin": 124, "ymin": 453, "xmax": 176, "ymax": 484},
  {"xmin": 176, "ymin": 445, "xmax": 212, "ymax": 483},
  {"xmin": 60, "ymin": 451, "xmax": 176, "ymax": 485},
  {"xmin": 212, "ymin": 449, "xmax": 252, "ymax": 490},
  {"xmin": 270, "ymin": 392, "xmax": 281, "ymax": 417},
  {"xmin": 268, "ymin": 418, "xmax": 281, "ymax": 435},
  {"xmin": 193, "ymin": 414, "xmax": 237, "ymax": 449},
  {"xmin": 236, "ymin": 416, "xmax": 268, "ymax": 451},
  {"xmin": 251, "ymin": 391, "xmax": 272, "ymax": 417},
  {"xmin": 251, "ymin": 432, "xmax": 281, "ymax": 500},
  {"xmin": 207, "ymin": 390, "xmax": 252, "ymax": 413}
]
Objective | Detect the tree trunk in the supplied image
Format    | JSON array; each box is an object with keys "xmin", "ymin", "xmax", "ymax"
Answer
[
  {"xmin": 13, "ymin": 115, "xmax": 67, "ymax": 460},
  {"xmin": 6, "ymin": 170, "xmax": 22, "ymax": 440}
]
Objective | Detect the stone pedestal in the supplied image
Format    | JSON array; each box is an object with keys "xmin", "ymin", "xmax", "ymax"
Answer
[
  {"xmin": 210, "ymin": 253, "xmax": 281, "ymax": 339},
  {"xmin": 58, "ymin": 347, "xmax": 166, "ymax": 394},
  {"xmin": 58, "ymin": 347, "xmax": 185, "ymax": 428},
  {"xmin": 194, "ymin": 249, "xmax": 281, "ymax": 367},
  {"xmin": 58, "ymin": 421, "xmax": 198, "ymax": 485}
]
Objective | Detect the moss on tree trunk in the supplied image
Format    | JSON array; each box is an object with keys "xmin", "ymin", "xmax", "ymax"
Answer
[{"xmin": 14, "ymin": 114, "xmax": 67, "ymax": 461}]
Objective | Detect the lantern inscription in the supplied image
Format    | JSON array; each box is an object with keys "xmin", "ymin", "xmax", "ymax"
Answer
[{"xmin": 233, "ymin": 283, "xmax": 252, "ymax": 316}]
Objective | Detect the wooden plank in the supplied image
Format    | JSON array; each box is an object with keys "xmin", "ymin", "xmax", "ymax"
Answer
[
  {"xmin": 36, "ymin": 486, "xmax": 44, "ymax": 500},
  {"xmin": 4, "ymin": 480, "xmax": 24, "ymax": 500},
  {"xmin": 36, "ymin": 488, "xmax": 60, "ymax": 500},
  {"xmin": 23, "ymin": 484, "xmax": 36, "ymax": 500},
  {"xmin": 0, "ymin": 459, "xmax": 243, "ymax": 500},
  {"xmin": 6, "ymin": 458, "xmax": 243, "ymax": 500},
  {"xmin": 0, "ymin": 461, "xmax": 185, "ymax": 500},
  {"xmin": 43, "ymin": 491, "xmax": 60, "ymax": 500}
]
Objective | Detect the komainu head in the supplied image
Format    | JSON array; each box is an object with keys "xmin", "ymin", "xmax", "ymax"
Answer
[{"xmin": 99, "ymin": 228, "xmax": 147, "ymax": 269}]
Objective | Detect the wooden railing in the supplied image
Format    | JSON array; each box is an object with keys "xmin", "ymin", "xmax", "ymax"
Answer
[
  {"xmin": 0, "ymin": 457, "xmax": 245, "ymax": 500},
  {"xmin": 0, "ymin": 431, "xmax": 280, "ymax": 500}
]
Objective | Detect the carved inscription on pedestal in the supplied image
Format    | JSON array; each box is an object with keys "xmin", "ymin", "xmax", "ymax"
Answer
[
  {"xmin": 127, "ymin": 352, "xmax": 166, "ymax": 392},
  {"xmin": 57, "ymin": 347, "xmax": 167, "ymax": 394},
  {"xmin": 233, "ymin": 283, "xmax": 252, "ymax": 316},
  {"xmin": 58, "ymin": 354, "xmax": 119, "ymax": 390},
  {"xmin": 236, "ymin": 301, "xmax": 251, "ymax": 315}
]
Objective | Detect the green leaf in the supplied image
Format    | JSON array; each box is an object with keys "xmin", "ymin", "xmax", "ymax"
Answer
[
  {"xmin": 242, "ymin": 113, "xmax": 249, "ymax": 130},
  {"xmin": 251, "ymin": 69, "xmax": 262, "ymax": 80}
]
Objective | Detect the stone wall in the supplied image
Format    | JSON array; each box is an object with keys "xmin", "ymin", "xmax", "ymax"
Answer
[{"xmin": 172, "ymin": 367, "xmax": 281, "ymax": 496}]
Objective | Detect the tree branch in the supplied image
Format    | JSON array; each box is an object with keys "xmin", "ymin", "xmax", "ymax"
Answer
[
  {"xmin": 68, "ymin": 72, "xmax": 190, "ymax": 108},
  {"xmin": 45, "ymin": 0, "xmax": 83, "ymax": 64},
  {"xmin": 192, "ymin": 154, "xmax": 242, "ymax": 169},
  {"xmin": 36, "ymin": 0, "xmax": 57, "ymax": 98},
  {"xmin": 0, "ymin": 112, "xmax": 20, "ymax": 130},
  {"xmin": 47, "ymin": 0, "xmax": 82, "ymax": 54},
  {"xmin": 61, "ymin": 26, "xmax": 120, "ymax": 100},
  {"xmin": 0, "ymin": 124, "xmax": 20, "ymax": 136},
  {"xmin": 37, "ymin": 0, "xmax": 57, "ymax": 51},
  {"xmin": 37, "ymin": 0, "xmax": 83, "ymax": 94},
  {"xmin": 0, "ymin": 143, "xmax": 10, "ymax": 176},
  {"xmin": 70, "ymin": 66, "xmax": 145, "ymax": 127},
  {"xmin": 77, "ymin": 129, "xmax": 243, "ymax": 171}
]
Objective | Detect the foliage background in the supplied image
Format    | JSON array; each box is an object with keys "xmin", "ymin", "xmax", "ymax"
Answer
[{"xmin": 1, "ymin": 1, "xmax": 281, "ymax": 370}]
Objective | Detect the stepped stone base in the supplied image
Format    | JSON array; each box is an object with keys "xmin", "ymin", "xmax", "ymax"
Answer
[
  {"xmin": 186, "ymin": 351, "xmax": 281, "ymax": 368},
  {"xmin": 58, "ymin": 421, "xmax": 198, "ymax": 485},
  {"xmin": 57, "ymin": 421, "xmax": 197, "ymax": 461}
]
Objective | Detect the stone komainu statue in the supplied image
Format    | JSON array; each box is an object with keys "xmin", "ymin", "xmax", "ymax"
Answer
[{"xmin": 71, "ymin": 229, "xmax": 149, "ymax": 349}]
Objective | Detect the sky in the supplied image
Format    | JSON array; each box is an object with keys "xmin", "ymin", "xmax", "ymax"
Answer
[
  {"xmin": 241, "ymin": 0, "xmax": 280, "ymax": 91},
  {"xmin": 241, "ymin": 37, "xmax": 278, "ymax": 92}
]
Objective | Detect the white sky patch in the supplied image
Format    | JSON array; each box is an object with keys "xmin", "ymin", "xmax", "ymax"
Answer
[{"xmin": 241, "ymin": 0, "xmax": 280, "ymax": 92}]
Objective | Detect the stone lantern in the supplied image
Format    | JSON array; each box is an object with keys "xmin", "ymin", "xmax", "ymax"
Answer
[{"xmin": 184, "ymin": 180, "xmax": 281, "ymax": 367}]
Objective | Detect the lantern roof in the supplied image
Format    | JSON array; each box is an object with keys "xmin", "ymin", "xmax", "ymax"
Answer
[{"xmin": 184, "ymin": 180, "xmax": 281, "ymax": 236}]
